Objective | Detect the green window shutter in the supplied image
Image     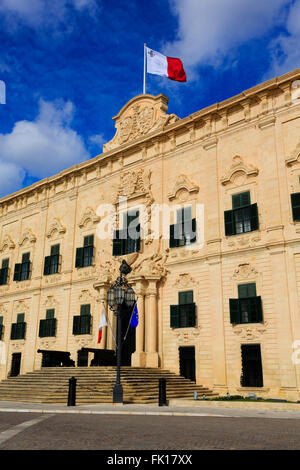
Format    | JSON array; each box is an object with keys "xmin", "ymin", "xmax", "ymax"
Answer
[
  {"xmin": 50, "ymin": 244, "xmax": 60, "ymax": 256},
  {"xmin": 170, "ymin": 305, "xmax": 180, "ymax": 328},
  {"xmin": 249, "ymin": 296, "xmax": 262, "ymax": 322},
  {"xmin": 113, "ymin": 230, "xmax": 123, "ymax": 256},
  {"xmin": 73, "ymin": 316, "xmax": 80, "ymax": 335},
  {"xmin": 2, "ymin": 259, "xmax": 8, "ymax": 269},
  {"xmin": 238, "ymin": 283, "xmax": 257, "ymax": 298},
  {"xmin": 80, "ymin": 304, "xmax": 90, "ymax": 316},
  {"xmin": 84, "ymin": 235, "xmax": 94, "ymax": 247},
  {"xmin": 46, "ymin": 309, "xmax": 55, "ymax": 319},
  {"xmin": 250, "ymin": 203, "xmax": 259, "ymax": 231},
  {"xmin": 22, "ymin": 252, "xmax": 30, "ymax": 263},
  {"xmin": 229, "ymin": 299, "xmax": 240, "ymax": 324},
  {"xmin": 169, "ymin": 224, "xmax": 177, "ymax": 248},
  {"xmin": 179, "ymin": 291, "xmax": 194, "ymax": 305},
  {"xmin": 224, "ymin": 210, "xmax": 235, "ymax": 236},
  {"xmin": 186, "ymin": 303, "xmax": 196, "ymax": 327},
  {"xmin": 176, "ymin": 208, "xmax": 184, "ymax": 223},
  {"xmin": 13, "ymin": 263, "xmax": 22, "ymax": 281},
  {"xmin": 40, "ymin": 318, "xmax": 56, "ymax": 337},
  {"xmin": 232, "ymin": 192, "xmax": 251, "ymax": 209},
  {"xmin": 190, "ymin": 218, "xmax": 197, "ymax": 243},
  {"xmin": 183, "ymin": 206, "xmax": 192, "ymax": 221},
  {"xmin": 75, "ymin": 247, "xmax": 84, "ymax": 268},
  {"xmin": 291, "ymin": 193, "xmax": 300, "ymax": 221},
  {"xmin": 17, "ymin": 313, "xmax": 24, "ymax": 323},
  {"xmin": 38, "ymin": 320, "xmax": 43, "ymax": 337},
  {"xmin": 44, "ymin": 256, "xmax": 51, "ymax": 275}
]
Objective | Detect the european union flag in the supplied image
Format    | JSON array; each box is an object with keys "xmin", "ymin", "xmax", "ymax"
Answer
[{"xmin": 130, "ymin": 303, "xmax": 139, "ymax": 328}]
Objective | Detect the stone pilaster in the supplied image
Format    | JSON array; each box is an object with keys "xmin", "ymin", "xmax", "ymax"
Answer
[
  {"xmin": 131, "ymin": 278, "xmax": 146, "ymax": 367},
  {"xmin": 145, "ymin": 277, "xmax": 160, "ymax": 368}
]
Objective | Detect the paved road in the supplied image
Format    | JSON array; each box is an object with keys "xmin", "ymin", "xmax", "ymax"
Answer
[{"xmin": 0, "ymin": 411, "xmax": 300, "ymax": 450}]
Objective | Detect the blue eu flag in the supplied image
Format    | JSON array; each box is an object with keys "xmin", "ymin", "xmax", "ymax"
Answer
[{"xmin": 130, "ymin": 303, "xmax": 139, "ymax": 328}]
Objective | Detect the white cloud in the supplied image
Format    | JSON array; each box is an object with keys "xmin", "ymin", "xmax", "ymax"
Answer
[
  {"xmin": 0, "ymin": 99, "xmax": 89, "ymax": 196},
  {"xmin": 0, "ymin": 0, "xmax": 98, "ymax": 29},
  {"xmin": 266, "ymin": 1, "xmax": 300, "ymax": 78},
  {"xmin": 164, "ymin": 0, "xmax": 289, "ymax": 74},
  {"xmin": 0, "ymin": 161, "xmax": 25, "ymax": 197},
  {"xmin": 89, "ymin": 133, "xmax": 105, "ymax": 150}
]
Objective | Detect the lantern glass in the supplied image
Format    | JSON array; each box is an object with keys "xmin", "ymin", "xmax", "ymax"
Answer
[
  {"xmin": 125, "ymin": 286, "xmax": 136, "ymax": 308},
  {"xmin": 107, "ymin": 287, "xmax": 117, "ymax": 310},
  {"xmin": 115, "ymin": 286, "xmax": 125, "ymax": 305}
]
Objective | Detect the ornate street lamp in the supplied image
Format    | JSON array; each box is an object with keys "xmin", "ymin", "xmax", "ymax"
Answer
[{"xmin": 107, "ymin": 260, "xmax": 136, "ymax": 403}]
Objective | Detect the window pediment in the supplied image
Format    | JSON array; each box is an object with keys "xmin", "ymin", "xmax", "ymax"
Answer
[
  {"xmin": 168, "ymin": 175, "xmax": 199, "ymax": 201},
  {"xmin": 221, "ymin": 156, "xmax": 259, "ymax": 186}
]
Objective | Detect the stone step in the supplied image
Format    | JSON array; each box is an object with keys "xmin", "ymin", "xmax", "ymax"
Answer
[{"xmin": 0, "ymin": 366, "xmax": 217, "ymax": 404}]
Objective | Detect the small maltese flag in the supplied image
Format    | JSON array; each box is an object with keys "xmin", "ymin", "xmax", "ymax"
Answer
[
  {"xmin": 146, "ymin": 47, "xmax": 186, "ymax": 82},
  {"xmin": 98, "ymin": 310, "xmax": 107, "ymax": 344}
]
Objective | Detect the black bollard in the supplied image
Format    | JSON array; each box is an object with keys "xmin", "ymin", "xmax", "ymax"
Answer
[
  {"xmin": 159, "ymin": 378, "xmax": 167, "ymax": 406},
  {"xmin": 67, "ymin": 376, "xmax": 77, "ymax": 406}
]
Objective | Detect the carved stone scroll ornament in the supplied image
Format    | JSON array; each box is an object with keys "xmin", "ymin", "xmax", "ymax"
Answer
[
  {"xmin": 168, "ymin": 175, "xmax": 199, "ymax": 201},
  {"xmin": 78, "ymin": 207, "xmax": 100, "ymax": 229},
  {"xmin": 232, "ymin": 263, "xmax": 258, "ymax": 280},
  {"xmin": 130, "ymin": 237, "xmax": 169, "ymax": 278},
  {"xmin": 46, "ymin": 219, "xmax": 66, "ymax": 239},
  {"xmin": 103, "ymin": 94, "xmax": 179, "ymax": 152},
  {"xmin": 233, "ymin": 323, "xmax": 267, "ymax": 340},
  {"xmin": 173, "ymin": 273, "xmax": 197, "ymax": 289},
  {"xmin": 0, "ymin": 234, "xmax": 15, "ymax": 252},
  {"xmin": 19, "ymin": 228, "xmax": 37, "ymax": 247},
  {"xmin": 286, "ymin": 142, "xmax": 300, "ymax": 167},
  {"xmin": 220, "ymin": 155, "xmax": 259, "ymax": 186}
]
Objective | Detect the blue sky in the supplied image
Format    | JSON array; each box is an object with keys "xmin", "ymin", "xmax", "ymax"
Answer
[{"xmin": 0, "ymin": 0, "xmax": 299, "ymax": 197}]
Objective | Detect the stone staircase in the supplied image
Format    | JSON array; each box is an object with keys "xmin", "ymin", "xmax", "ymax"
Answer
[{"xmin": 0, "ymin": 367, "xmax": 217, "ymax": 404}]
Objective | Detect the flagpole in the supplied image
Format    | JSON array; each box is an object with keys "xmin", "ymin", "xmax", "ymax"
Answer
[
  {"xmin": 123, "ymin": 298, "xmax": 138, "ymax": 342},
  {"xmin": 143, "ymin": 43, "xmax": 146, "ymax": 94}
]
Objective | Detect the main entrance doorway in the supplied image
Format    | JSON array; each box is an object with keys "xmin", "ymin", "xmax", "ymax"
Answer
[
  {"xmin": 119, "ymin": 307, "xmax": 136, "ymax": 366},
  {"xmin": 241, "ymin": 344, "xmax": 263, "ymax": 387},
  {"xmin": 10, "ymin": 353, "xmax": 21, "ymax": 377},
  {"xmin": 179, "ymin": 346, "xmax": 195, "ymax": 382}
]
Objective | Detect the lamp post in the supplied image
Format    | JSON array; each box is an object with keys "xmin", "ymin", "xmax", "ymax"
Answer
[{"xmin": 107, "ymin": 260, "xmax": 136, "ymax": 404}]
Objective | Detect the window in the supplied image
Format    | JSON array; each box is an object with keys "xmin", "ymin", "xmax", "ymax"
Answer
[
  {"xmin": 113, "ymin": 210, "xmax": 140, "ymax": 256},
  {"xmin": 11, "ymin": 313, "xmax": 26, "ymax": 340},
  {"xmin": 39, "ymin": 309, "xmax": 56, "ymax": 338},
  {"xmin": 229, "ymin": 283, "xmax": 263, "ymax": 324},
  {"xmin": 224, "ymin": 192, "xmax": 259, "ymax": 236},
  {"xmin": 0, "ymin": 258, "xmax": 9, "ymax": 285},
  {"xmin": 170, "ymin": 206, "xmax": 196, "ymax": 248},
  {"xmin": 73, "ymin": 304, "xmax": 91, "ymax": 335},
  {"xmin": 14, "ymin": 253, "xmax": 31, "ymax": 282},
  {"xmin": 75, "ymin": 235, "xmax": 94, "ymax": 268},
  {"xmin": 170, "ymin": 291, "xmax": 196, "ymax": 328},
  {"xmin": 291, "ymin": 193, "xmax": 300, "ymax": 221},
  {"xmin": 44, "ymin": 244, "xmax": 60, "ymax": 275}
]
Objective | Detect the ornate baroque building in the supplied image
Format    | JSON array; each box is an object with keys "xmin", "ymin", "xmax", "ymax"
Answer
[{"xmin": 1, "ymin": 68, "xmax": 300, "ymax": 400}]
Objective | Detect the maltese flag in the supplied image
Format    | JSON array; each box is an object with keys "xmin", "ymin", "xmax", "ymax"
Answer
[
  {"xmin": 98, "ymin": 310, "xmax": 107, "ymax": 344},
  {"xmin": 146, "ymin": 47, "xmax": 186, "ymax": 82}
]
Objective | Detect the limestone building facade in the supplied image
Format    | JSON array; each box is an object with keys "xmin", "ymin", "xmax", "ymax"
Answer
[{"xmin": 1, "ymin": 68, "xmax": 300, "ymax": 400}]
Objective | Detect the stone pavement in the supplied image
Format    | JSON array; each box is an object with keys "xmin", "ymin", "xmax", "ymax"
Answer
[{"xmin": 0, "ymin": 399, "xmax": 300, "ymax": 420}]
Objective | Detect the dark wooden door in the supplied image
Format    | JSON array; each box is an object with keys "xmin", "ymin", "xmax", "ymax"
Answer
[
  {"xmin": 179, "ymin": 346, "xmax": 195, "ymax": 382},
  {"xmin": 241, "ymin": 344, "xmax": 263, "ymax": 387},
  {"xmin": 118, "ymin": 306, "xmax": 136, "ymax": 366},
  {"xmin": 11, "ymin": 353, "xmax": 21, "ymax": 377}
]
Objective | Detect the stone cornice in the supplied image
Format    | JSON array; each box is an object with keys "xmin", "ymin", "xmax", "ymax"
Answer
[{"xmin": 0, "ymin": 68, "xmax": 299, "ymax": 210}]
